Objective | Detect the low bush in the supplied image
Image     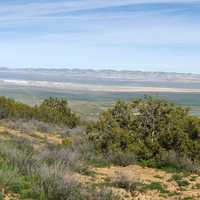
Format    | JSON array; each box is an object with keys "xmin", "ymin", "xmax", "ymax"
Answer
[
  {"xmin": 33, "ymin": 162, "xmax": 81, "ymax": 200},
  {"xmin": 106, "ymin": 151, "xmax": 137, "ymax": 167},
  {"xmin": 112, "ymin": 173, "xmax": 142, "ymax": 192},
  {"xmin": 0, "ymin": 137, "xmax": 118, "ymax": 200}
]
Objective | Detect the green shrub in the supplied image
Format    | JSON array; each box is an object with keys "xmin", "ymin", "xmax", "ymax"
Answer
[
  {"xmin": 0, "ymin": 96, "xmax": 79, "ymax": 128},
  {"xmin": 62, "ymin": 137, "xmax": 73, "ymax": 147},
  {"xmin": 106, "ymin": 151, "xmax": 137, "ymax": 166},
  {"xmin": 0, "ymin": 192, "xmax": 3, "ymax": 200},
  {"xmin": 87, "ymin": 97, "xmax": 200, "ymax": 169},
  {"xmin": 35, "ymin": 97, "xmax": 80, "ymax": 128}
]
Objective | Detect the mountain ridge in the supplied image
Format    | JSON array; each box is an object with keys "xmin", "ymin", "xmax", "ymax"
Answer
[{"xmin": 0, "ymin": 68, "xmax": 200, "ymax": 84}]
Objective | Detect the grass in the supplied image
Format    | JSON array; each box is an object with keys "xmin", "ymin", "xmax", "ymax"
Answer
[
  {"xmin": 182, "ymin": 197, "xmax": 194, "ymax": 200},
  {"xmin": 155, "ymin": 164, "xmax": 187, "ymax": 174},
  {"xmin": 0, "ymin": 163, "xmax": 33, "ymax": 199},
  {"xmin": 192, "ymin": 183, "xmax": 200, "ymax": 189},
  {"xmin": 81, "ymin": 170, "xmax": 98, "ymax": 177},
  {"xmin": 167, "ymin": 191, "xmax": 180, "ymax": 197},
  {"xmin": 113, "ymin": 179, "xmax": 143, "ymax": 192},
  {"xmin": 88, "ymin": 158, "xmax": 111, "ymax": 168},
  {"xmin": 0, "ymin": 129, "xmax": 121, "ymax": 200},
  {"xmin": 154, "ymin": 175, "xmax": 163, "ymax": 179},
  {"xmin": 140, "ymin": 182, "xmax": 169, "ymax": 194},
  {"xmin": 170, "ymin": 174, "xmax": 190, "ymax": 188},
  {"xmin": 1, "ymin": 93, "xmax": 200, "ymax": 199},
  {"xmin": 171, "ymin": 174, "xmax": 183, "ymax": 181},
  {"xmin": 189, "ymin": 175, "xmax": 198, "ymax": 182},
  {"xmin": 0, "ymin": 193, "xmax": 3, "ymax": 200},
  {"xmin": 178, "ymin": 180, "xmax": 190, "ymax": 187},
  {"xmin": 140, "ymin": 182, "xmax": 184, "ymax": 198},
  {"xmin": 142, "ymin": 159, "xmax": 190, "ymax": 174}
]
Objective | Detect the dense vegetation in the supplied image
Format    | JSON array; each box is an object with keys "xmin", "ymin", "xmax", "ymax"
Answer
[
  {"xmin": 0, "ymin": 96, "xmax": 117, "ymax": 199},
  {"xmin": 87, "ymin": 97, "xmax": 200, "ymax": 169},
  {"xmin": 1, "ymin": 96, "xmax": 200, "ymax": 199},
  {"xmin": 0, "ymin": 132, "xmax": 118, "ymax": 200},
  {"xmin": 0, "ymin": 96, "xmax": 79, "ymax": 128}
]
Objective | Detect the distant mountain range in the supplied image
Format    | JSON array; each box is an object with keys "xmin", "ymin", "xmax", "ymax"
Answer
[
  {"xmin": 0, "ymin": 68, "xmax": 200, "ymax": 85},
  {"xmin": 1, "ymin": 68, "xmax": 200, "ymax": 107}
]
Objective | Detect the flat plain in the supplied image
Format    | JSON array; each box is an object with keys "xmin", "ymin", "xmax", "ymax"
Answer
[{"xmin": 1, "ymin": 68, "xmax": 200, "ymax": 119}]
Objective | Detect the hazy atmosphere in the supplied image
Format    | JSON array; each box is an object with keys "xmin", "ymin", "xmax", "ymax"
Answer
[{"xmin": 0, "ymin": 0, "xmax": 200, "ymax": 72}]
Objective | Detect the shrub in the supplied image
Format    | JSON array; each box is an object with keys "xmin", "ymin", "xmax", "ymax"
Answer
[
  {"xmin": 33, "ymin": 162, "xmax": 81, "ymax": 200},
  {"xmin": 87, "ymin": 97, "xmax": 200, "ymax": 169},
  {"xmin": 35, "ymin": 97, "xmax": 80, "ymax": 128},
  {"xmin": 0, "ymin": 192, "xmax": 3, "ymax": 200},
  {"xmin": 0, "ymin": 131, "xmax": 118, "ymax": 200},
  {"xmin": 106, "ymin": 151, "xmax": 137, "ymax": 166},
  {"xmin": 62, "ymin": 137, "xmax": 73, "ymax": 147},
  {"xmin": 0, "ymin": 96, "xmax": 80, "ymax": 128},
  {"xmin": 112, "ymin": 173, "xmax": 142, "ymax": 192},
  {"xmin": 0, "ymin": 141, "xmax": 37, "ymax": 176},
  {"xmin": 155, "ymin": 150, "xmax": 200, "ymax": 173}
]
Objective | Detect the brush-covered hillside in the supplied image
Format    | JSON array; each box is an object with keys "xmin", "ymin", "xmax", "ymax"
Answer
[{"xmin": 0, "ymin": 96, "xmax": 200, "ymax": 200}]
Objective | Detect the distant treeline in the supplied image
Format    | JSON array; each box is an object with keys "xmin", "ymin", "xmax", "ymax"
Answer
[{"xmin": 0, "ymin": 96, "xmax": 79, "ymax": 128}]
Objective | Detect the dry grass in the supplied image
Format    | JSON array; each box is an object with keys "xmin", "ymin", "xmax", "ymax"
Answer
[
  {"xmin": 1, "ymin": 123, "xmax": 200, "ymax": 200},
  {"xmin": 78, "ymin": 165, "xmax": 200, "ymax": 200}
]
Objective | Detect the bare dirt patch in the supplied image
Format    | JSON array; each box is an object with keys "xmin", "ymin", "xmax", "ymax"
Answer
[{"xmin": 78, "ymin": 165, "xmax": 200, "ymax": 200}]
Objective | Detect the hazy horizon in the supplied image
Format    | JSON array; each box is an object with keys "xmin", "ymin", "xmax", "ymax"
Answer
[
  {"xmin": 0, "ymin": 0, "xmax": 200, "ymax": 73},
  {"xmin": 1, "ymin": 66, "xmax": 200, "ymax": 75}
]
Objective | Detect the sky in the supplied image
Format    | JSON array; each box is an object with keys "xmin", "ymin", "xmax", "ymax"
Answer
[{"xmin": 0, "ymin": 0, "xmax": 200, "ymax": 73}]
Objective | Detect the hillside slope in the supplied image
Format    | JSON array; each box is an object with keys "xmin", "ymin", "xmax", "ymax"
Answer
[{"xmin": 0, "ymin": 123, "xmax": 200, "ymax": 200}]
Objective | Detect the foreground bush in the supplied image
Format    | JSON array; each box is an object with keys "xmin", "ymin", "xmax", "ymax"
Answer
[
  {"xmin": 0, "ymin": 138, "xmax": 118, "ymax": 200},
  {"xmin": 87, "ymin": 97, "xmax": 200, "ymax": 169}
]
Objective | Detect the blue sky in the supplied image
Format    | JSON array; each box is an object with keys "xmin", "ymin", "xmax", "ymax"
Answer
[{"xmin": 0, "ymin": 0, "xmax": 200, "ymax": 73}]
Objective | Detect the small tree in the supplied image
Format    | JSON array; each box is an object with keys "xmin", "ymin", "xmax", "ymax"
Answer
[
  {"xmin": 88, "ymin": 97, "xmax": 200, "ymax": 165},
  {"xmin": 37, "ymin": 97, "xmax": 80, "ymax": 128}
]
